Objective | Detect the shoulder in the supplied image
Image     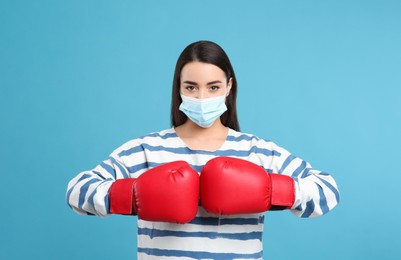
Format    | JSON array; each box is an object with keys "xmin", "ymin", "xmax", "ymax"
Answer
[
  {"xmin": 227, "ymin": 128, "xmax": 287, "ymax": 154},
  {"xmin": 111, "ymin": 128, "xmax": 177, "ymax": 156},
  {"xmin": 227, "ymin": 128, "xmax": 271, "ymax": 145},
  {"xmin": 137, "ymin": 128, "xmax": 176, "ymax": 140}
]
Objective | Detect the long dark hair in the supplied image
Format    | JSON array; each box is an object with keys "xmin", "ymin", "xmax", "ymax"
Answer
[{"xmin": 170, "ymin": 40, "xmax": 240, "ymax": 131}]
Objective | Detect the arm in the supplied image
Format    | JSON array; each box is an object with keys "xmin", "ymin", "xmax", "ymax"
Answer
[
  {"xmin": 66, "ymin": 140, "xmax": 200, "ymax": 223},
  {"xmin": 200, "ymin": 140, "xmax": 339, "ymax": 218},
  {"xmin": 270, "ymin": 142, "xmax": 340, "ymax": 218},
  {"xmin": 66, "ymin": 143, "xmax": 136, "ymax": 217}
]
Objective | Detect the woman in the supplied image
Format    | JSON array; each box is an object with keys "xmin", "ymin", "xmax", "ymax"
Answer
[{"xmin": 66, "ymin": 40, "xmax": 340, "ymax": 259}]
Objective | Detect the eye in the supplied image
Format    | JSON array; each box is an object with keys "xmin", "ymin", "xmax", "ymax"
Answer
[
  {"xmin": 185, "ymin": 85, "xmax": 196, "ymax": 92},
  {"xmin": 209, "ymin": 85, "xmax": 220, "ymax": 91}
]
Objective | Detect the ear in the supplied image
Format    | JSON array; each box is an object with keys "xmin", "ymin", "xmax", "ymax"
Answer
[{"xmin": 226, "ymin": 77, "xmax": 233, "ymax": 97}]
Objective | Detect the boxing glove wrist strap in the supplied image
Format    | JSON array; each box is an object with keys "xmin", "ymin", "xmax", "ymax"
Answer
[
  {"xmin": 269, "ymin": 174, "xmax": 295, "ymax": 210},
  {"xmin": 109, "ymin": 178, "xmax": 137, "ymax": 215}
]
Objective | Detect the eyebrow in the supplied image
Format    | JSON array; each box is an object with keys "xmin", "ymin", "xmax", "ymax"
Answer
[{"xmin": 183, "ymin": 80, "xmax": 223, "ymax": 85}]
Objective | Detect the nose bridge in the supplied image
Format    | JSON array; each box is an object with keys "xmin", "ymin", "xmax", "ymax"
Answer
[{"xmin": 198, "ymin": 87, "xmax": 207, "ymax": 99}]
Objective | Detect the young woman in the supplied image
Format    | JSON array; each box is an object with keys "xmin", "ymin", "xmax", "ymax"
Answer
[{"xmin": 66, "ymin": 41, "xmax": 340, "ymax": 259}]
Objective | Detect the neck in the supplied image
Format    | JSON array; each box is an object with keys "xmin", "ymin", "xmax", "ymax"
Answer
[{"xmin": 176, "ymin": 119, "xmax": 227, "ymax": 139}]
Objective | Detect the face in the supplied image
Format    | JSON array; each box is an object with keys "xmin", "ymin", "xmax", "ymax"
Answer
[{"xmin": 180, "ymin": 62, "xmax": 232, "ymax": 99}]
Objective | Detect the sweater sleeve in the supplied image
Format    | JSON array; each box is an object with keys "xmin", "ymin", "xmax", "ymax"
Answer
[
  {"xmin": 267, "ymin": 141, "xmax": 340, "ymax": 218},
  {"xmin": 66, "ymin": 140, "xmax": 146, "ymax": 217}
]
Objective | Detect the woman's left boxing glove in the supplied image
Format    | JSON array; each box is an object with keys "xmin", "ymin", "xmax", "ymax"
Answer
[
  {"xmin": 200, "ymin": 156, "xmax": 295, "ymax": 215},
  {"xmin": 109, "ymin": 161, "xmax": 199, "ymax": 224}
]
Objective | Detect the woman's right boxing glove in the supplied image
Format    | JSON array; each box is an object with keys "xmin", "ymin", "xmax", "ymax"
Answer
[{"xmin": 109, "ymin": 161, "xmax": 199, "ymax": 224}]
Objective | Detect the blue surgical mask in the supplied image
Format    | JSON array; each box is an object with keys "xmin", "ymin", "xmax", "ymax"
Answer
[{"xmin": 179, "ymin": 91, "xmax": 228, "ymax": 128}]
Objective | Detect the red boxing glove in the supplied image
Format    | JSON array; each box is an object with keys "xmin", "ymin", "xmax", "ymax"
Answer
[
  {"xmin": 200, "ymin": 157, "xmax": 295, "ymax": 215},
  {"xmin": 109, "ymin": 161, "xmax": 199, "ymax": 224}
]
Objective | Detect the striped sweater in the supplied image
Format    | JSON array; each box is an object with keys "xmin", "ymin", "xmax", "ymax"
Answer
[{"xmin": 66, "ymin": 128, "xmax": 340, "ymax": 259}]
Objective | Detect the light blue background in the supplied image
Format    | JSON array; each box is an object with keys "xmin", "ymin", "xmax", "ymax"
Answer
[{"xmin": 1, "ymin": 0, "xmax": 400, "ymax": 259}]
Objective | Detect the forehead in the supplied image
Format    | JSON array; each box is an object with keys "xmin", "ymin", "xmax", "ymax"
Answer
[{"xmin": 181, "ymin": 62, "xmax": 226, "ymax": 82}]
